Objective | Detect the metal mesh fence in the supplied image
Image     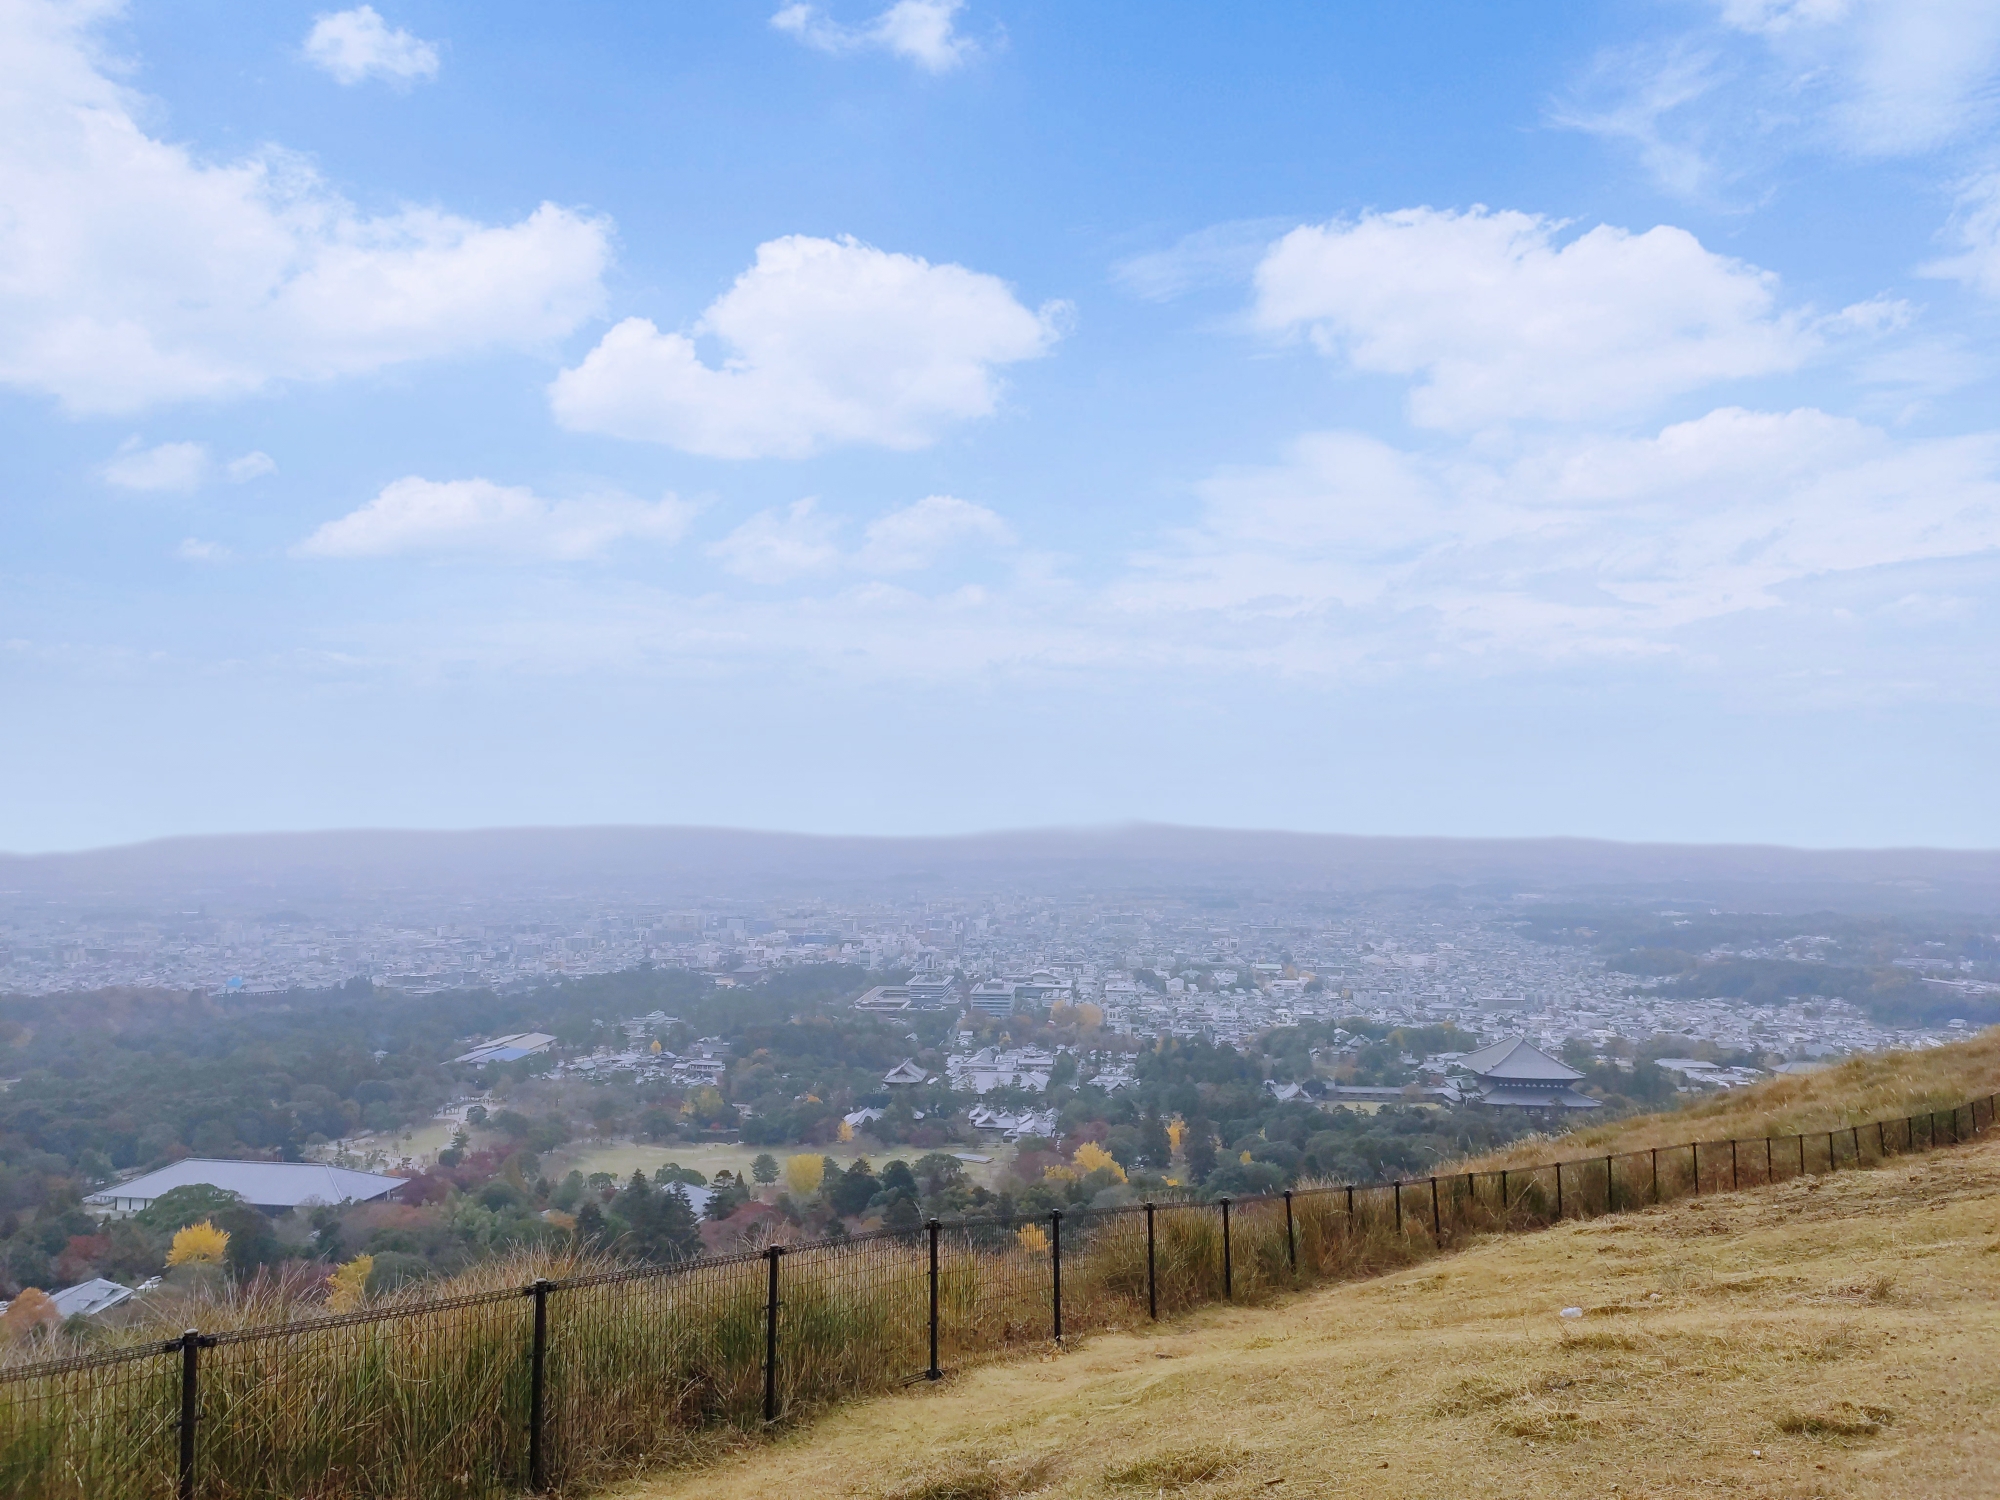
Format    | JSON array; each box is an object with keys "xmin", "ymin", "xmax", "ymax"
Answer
[{"xmin": 0, "ymin": 1087, "xmax": 1991, "ymax": 1499}]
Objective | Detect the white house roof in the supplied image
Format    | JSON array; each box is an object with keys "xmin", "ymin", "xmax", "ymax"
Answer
[
  {"xmin": 453, "ymin": 1032, "xmax": 556, "ymax": 1065},
  {"xmin": 1458, "ymin": 1038, "xmax": 1584, "ymax": 1083},
  {"xmin": 85, "ymin": 1159, "xmax": 406, "ymax": 1211},
  {"xmin": 0, "ymin": 1278, "xmax": 135, "ymax": 1321}
]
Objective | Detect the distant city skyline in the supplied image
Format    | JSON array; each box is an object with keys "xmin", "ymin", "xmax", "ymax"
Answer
[{"xmin": 6, "ymin": 3, "xmax": 2000, "ymax": 851}]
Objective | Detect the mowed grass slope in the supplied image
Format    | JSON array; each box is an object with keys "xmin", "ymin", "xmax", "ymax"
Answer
[{"xmin": 610, "ymin": 1130, "xmax": 2000, "ymax": 1500}]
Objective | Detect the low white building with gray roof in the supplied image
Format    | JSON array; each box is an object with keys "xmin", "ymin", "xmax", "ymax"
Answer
[{"xmin": 85, "ymin": 1159, "xmax": 408, "ymax": 1217}]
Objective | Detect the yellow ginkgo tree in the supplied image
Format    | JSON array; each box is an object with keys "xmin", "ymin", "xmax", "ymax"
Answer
[
  {"xmin": 784, "ymin": 1153, "xmax": 825, "ymax": 1196},
  {"xmin": 1071, "ymin": 1141, "xmax": 1127, "ymax": 1181},
  {"xmin": 166, "ymin": 1220, "xmax": 230, "ymax": 1267},
  {"xmin": 327, "ymin": 1255, "xmax": 375, "ymax": 1313}
]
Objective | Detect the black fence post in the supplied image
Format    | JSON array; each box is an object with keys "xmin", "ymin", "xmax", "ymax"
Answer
[
  {"xmin": 1555, "ymin": 1161, "xmax": 1564, "ymax": 1220},
  {"xmin": 1500, "ymin": 1169, "xmax": 1509, "ymax": 1211},
  {"xmin": 1877, "ymin": 1120, "xmax": 1885, "ymax": 1157},
  {"xmin": 1731, "ymin": 1139, "xmax": 1738, "ymax": 1192},
  {"xmin": 527, "ymin": 1278, "xmax": 551, "ymax": 1491},
  {"xmin": 1765, "ymin": 1137, "xmax": 1773, "ymax": 1182},
  {"xmin": 1605, "ymin": 1154, "xmax": 1615, "ymax": 1214},
  {"xmin": 1049, "ymin": 1211, "xmax": 1063, "ymax": 1342},
  {"xmin": 177, "ymin": 1329, "xmax": 201, "ymax": 1500},
  {"xmin": 1797, "ymin": 1134, "xmax": 1805, "ymax": 1175},
  {"xmin": 1650, "ymin": 1148, "xmax": 1658, "ymax": 1205},
  {"xmin": 926, "ymin": 1219, "xmax": 941, "ymax": 1381},
  {"xmin": 1345, "ymin": 1183, "xmax": 1354, "ymax": 1222},
  {"xmin": 1283, "ymin": 1190, "xmax": 1295, "ymax": 1273},
  {"xmin": 1394, "ymin": 1181, "xmax": 1402, "ymax": 1234},
  {"xmin": 1691, "ymin": 1142, "xmax": 1699, "ymax": 1195},
  {"xmin": 762, "ymin": 1247, "xmax": 784, "ymax": 1423},
  {"xmin": 1220, "ymin": 1198, "xmax": 1233, "ymax": 1300},
  {"xmin": 1429, "ymin": 1177, "xmax": 1440, "ymax": 1240},
  {"xmin": 1850, "ymin": 1125, "xmax": 1860, "ymax": 1163},
  {"xmin": 1145, "ymin": 1202, "xmax": 1157, "ymax": 1319}
]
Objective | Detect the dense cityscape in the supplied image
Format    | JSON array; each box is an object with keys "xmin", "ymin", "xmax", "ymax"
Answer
[{"xmin": 5, "ymin": 884, "xmax": 1988, "ymax": 1072}]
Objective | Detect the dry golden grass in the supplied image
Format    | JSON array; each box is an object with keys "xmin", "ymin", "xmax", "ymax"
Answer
[
  {"xmin": 607, "ymin": 1130, "xmax": 2000, "ymax": 1500},
  {"xmin": 1461, "ymin": 1028, "xmax": 2000, "ymax": 1172}
]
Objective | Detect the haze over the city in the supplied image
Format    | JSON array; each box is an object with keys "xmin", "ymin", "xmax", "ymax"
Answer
[{"xmin": 6, "ymin": 2, "xmax": 2000, "ymax": 853}]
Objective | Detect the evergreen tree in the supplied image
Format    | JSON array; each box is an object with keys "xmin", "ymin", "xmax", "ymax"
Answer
[
  {"xmin": 830, "ymin": 1158, "xmax": 877, "ymax": 1217},
  {"xmin": 751, "ymin": 1152, "xmax": 780, "ymax": 1185}
]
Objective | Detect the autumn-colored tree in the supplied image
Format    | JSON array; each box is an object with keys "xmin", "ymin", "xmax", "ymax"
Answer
[
  {"xmin": 166, "ymin": 1219, "xmax": 230, "ymax": 1267},
  {"xmin": 785, "ymin": 1153, "xmax": 826, "ymax": 1196},
  {"xmin": 1016, "ymin": 1223, "xmax": 1048, "ymax": 1255},
  {"xmin": 0, "ymin": 1287, "xmax": 59, "ymax": 1340},
  {"xmin": 1167, "ymin": 1117, "xmax": 1186, "ymax": 1154},
  {"xmin": 327, "ymin": 1255, "xmax": 375, "ymax": 1313},
  {"xmin": 837, "ymin": 1118, "xmax": 855, "ymax": 1143},
  {"xmin": 1071, "ymin": 1141, "xmax": 1127, "ymax": 1182}
]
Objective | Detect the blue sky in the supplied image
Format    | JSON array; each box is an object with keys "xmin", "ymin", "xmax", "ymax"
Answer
[{"xmin": 6, "ymin": 0, "xmax": 2000, "ymax": 852}]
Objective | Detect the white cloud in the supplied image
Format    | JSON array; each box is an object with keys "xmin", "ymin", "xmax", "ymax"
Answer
[
  {"xmin": 296, "ymin": 477, "xmax": 694, "ymax": 561},
  {"xmin": 1563, "ymin": 1, "xmax": 2000, "ymax": 194},
  {"xmin": 0, "ymin": 1, "xmax": 609, "ymax": 414},
  {"xmin": 1251, "ymin": 208, "xmax": 1818, "ymax": 429},
  {"xmin": 1718, "ymin": 0, "xmax": 2000, "ymax": 156},
  {"xmin": 708, "ymin": 498, "xmax": 845, "ymax": 583},
  {"xmin": 710, "ymin": 493, "xmax": 1013, "ymax": 583},
  {"xmin": 772, "ymin": 0, "xmax": 974, "ymax": 73},
  {"xmin": 551, "ymin": 235, "xmax": 1063, "ymax": 458},
  {"xmin": 857, "ymin": 494, "xmax": 1012, "ymax": 572},
  {"xmin": 102, "ymin": 438, "xmax": 208, "ymax": 491},
  {"xmin": 175, "ymin": 537, "xmax": 231, "ymax": 562},
  {"xmin": 1110, "ymin": 218, "xmax": 1295, "ymax": 302},
  {"xmin": 101, "ymin": 440, "xmax": 276, "ymax": 490},
  {"xmin": 1121, "ymin": 408, "xmax": 2000, "ymax": 657},
  {"xmin": 1923, "ymin": 173, "xmax": 2000, "ymax": 299},
  {"xmin": 226, "ymin": 450, "xmax": 277, "ymax": 482},
  {"xmin": 304, "ymin": 6, "xmax": 440, "ymax": 87}
]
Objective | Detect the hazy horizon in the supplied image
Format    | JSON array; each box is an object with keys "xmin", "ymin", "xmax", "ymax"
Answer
[{"xmin": 7, "ymin": 3, "xmax": 2000, "ymax": 851}]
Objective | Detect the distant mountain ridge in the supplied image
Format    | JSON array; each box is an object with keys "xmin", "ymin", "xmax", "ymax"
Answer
[{"xmin": 4, "ymin": 824, "xmax": 1999, "ymax": 912}]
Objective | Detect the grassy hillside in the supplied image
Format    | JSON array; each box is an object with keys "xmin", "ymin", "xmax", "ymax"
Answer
[
  {"xmin": 609, "ymin": 1127, "xmax": 2000, "ymax": 1500},
  {"xmin": 1462, "ymin": 1028, "xmax": 2000, "ymax": 1173}
]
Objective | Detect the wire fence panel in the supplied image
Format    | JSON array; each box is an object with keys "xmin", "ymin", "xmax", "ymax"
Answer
[
  {"xmin": 779, "ymin": 1231, "xmax": 930, "ymax": 1412},
  {"xmin": 0, "ymin": 1342, "xmax": 178, "ymax": 1500},
  {"xmin": 936, "ymin": 1215, "xmax": 1053, "ymax": 1365},
  {"xmin": 198, "ymin": 1288, "xmax": 532, "ymax": 1500},
  {"xmin": 544, "ymin": 1250, "xmax": 767, "ymax": 1490},
  {"xmin": 0, "ymin": 1088, "xmax": 1989, "ymax": 1500}
]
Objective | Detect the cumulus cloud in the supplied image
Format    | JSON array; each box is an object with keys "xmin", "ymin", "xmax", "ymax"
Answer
[
  {"xmin": 304, "ymin": 6, "xmax": 440, "ymax": 87},
  {"xmin": 1251, "ymin": 208, "xmax": 1819, "ymax": 429},
  {"xmin": 296, "ymin": 477, "xmax": 694, "ymax": 561},
  {"xmin": 0, "ymin": 1, "xmax": 609, "ymax": 414},
  {"xmin": 102, "ymin": 438, "xmax": 209, "ymax": 492},
  {"xmin": 551, "ymin": 235, "xmax": 1063, "ymax": 458},
  {"xmin": 771, "ymin": 0, "xmax": 974, "ymax": 73},
  {"xmin": 710, "ymin": 493, "xmax": 1012, "ymax": 583}
]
